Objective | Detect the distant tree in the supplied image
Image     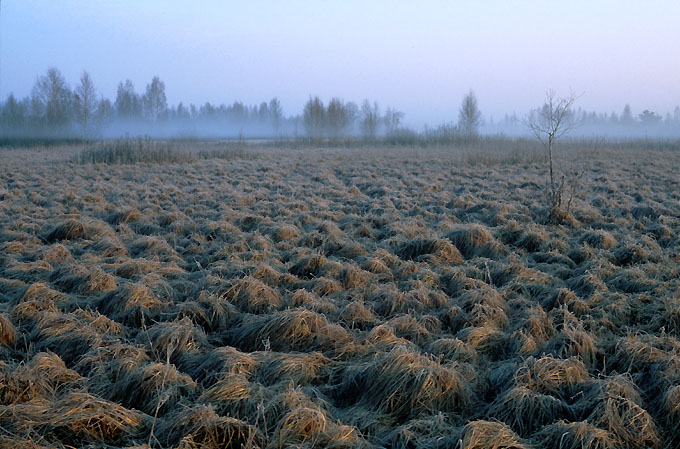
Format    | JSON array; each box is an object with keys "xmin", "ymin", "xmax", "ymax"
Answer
[
  {"xmin": 175, "ymin": 102, "xmax": 190, "ymax": 121},
  {"xmin": 257, "ymin": 102, "xmax": 270, "ymax": 123},
  {"xmin": 115, "ymin": 80, "xmax": 142, "ymax": 119},
  {"xmin": 97, "ymin": 98, "xmax": 115, "ymax": 128},
  {"xmin": 0, "ymin": 94, "xmax": 27, "ymax": 130},
  {"xmin": 674, "ymin": 106, "xmax": 680, "ymax": 123},
  {"xmin": 360, "ymin": 100, "xmax": 381, "ymax": 140},
  {"xmin": 621, "ymin": 104, "xmax": 634, "ymax": 125},
  {"xmin": 384, "ymin": 106, "xmax": 404, "ymax": 134},
  {"xmin": 73, "ymin": 71, "xmax": 98, "ymax": 139},
  {"xmin": 303, "ymin": 96, "xmax": 326, "ymax": 140},
  {"xmin": 609, "ymin": 111, "xmax": 619, "ymax": 124},
  {"xmin": 32, "ymin": 67, "xmax": 72, "ymax": 127},
  {"xmin": 269, "ymin": 98, "xmax": 282, "ymax": 134},
  {"xmin": 525, "ymin": 89, "xmax": 577, "ymax": 219},
  {"xmin": 142, "ymin": 76, "xmax": 167, "ymax": 122},
  {"xmin": 326, "ymin": 98, "xmax": 352, "ymax": 141},
  {"xmin": 638, "ymin": 110, "xmax": 662, "ymax": 126},
  {"xmin": 458, "ymin": 90, "xmax": 481, "ymax": 139},
  {"xmin": 199, "ymin": 102, "xmax": 216, "ymax": 120}
]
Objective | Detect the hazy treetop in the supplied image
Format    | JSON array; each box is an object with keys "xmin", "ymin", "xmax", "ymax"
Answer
[{"xmin": 1, "ymin": 0, "xmax": 678, "ymax": 127}]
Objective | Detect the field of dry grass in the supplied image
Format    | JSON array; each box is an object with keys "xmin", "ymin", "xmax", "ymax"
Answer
[{"xmin": 0, "ymin": 141, "xmax": 679, "ymax": 448}]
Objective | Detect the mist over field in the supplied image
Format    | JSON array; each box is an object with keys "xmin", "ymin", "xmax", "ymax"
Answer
[
  {"xmin": 1, "ymin": 1, "xmax": 679, "ymax": 141},
  {"xmin": 2, "ymin": 3, "xmax": 680, "ymax": 449}
]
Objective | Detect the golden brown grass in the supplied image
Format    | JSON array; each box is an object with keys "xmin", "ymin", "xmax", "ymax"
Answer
[{"xmin": 0, "ymin": 142, "xmax": 678, "ymax": 446}]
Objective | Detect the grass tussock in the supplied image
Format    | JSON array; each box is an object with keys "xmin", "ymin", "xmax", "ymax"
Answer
[
  {"xmin": 98, "ymin": 282, "xmax": 165, "ymax": 327},
  {"xmin": 232, "ymin": 309, "xmax": 354, "ymax": 353},
  {"xmin": 221, "ymin": 276, "xmax": 282, "ymax": 314},
  {"xmin": 456, "ymin": 419, "xmax": 528, "ymax": 449},
  {"xmin": 339, "ymin": 346, "xmax": 472, "ymax": 419},
  {"xmin": 0, "ymin": 391, "xmax": 146, "ymax": 445},
  {"xmin": 0, "ymin": 313, "xmax": 17, "ymax": 347},
  {"xmin": 159, "ymin": 404, "xmax": 263, "ymax": 449},
  {"xmin": 536, "ymin": 420, "xmax": 619, "ymax": 449}
]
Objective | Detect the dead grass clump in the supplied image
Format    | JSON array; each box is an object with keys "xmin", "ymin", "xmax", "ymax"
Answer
[
  {"xmin": 274, "ymin": 225, "xmax": 301, "ymax": 242},
  {"xmin": 426, "ymin": 338, "xmax": 478, "ymax": 364},
  {"xmin": 20, "ymin": 281, "xmax": 68, "ymax": 304},
  {"xmin": 406, "ymin": 287, "xmax": 449, "ymax": 310},
  {"xmin": 363, "ymin": 323, "xmax": 414, "ymax": 350},
  {"xmin": 607, "ymin": 267, "xmax": 655, "ymax": 293},
  {"xmin": 340, "ymin": 264, "xmax": 370, "ymax": 289},
  {"xmin": 232, "ymin": 309, "xmax": 353, "ymax": 354},
  {"xmin": 220, "ymin": 276, "xmax": 282, "ymax": 314},
  {"xmin": 144, "ymin": 317, "xmax": 208, "ymax": 362},
  {"xmin": 3, "ymin": 391, "xmax": 146, "ymax": 445},
  {"xmin": 385, "ymin": 413, "xmax": 459, "ymax": 449},
  {"xmin": 367, "ymin": 284, "xmax": 415, "ymax": 317},
  {"xmin": 0, "ymin": 313, "xmax": 17, "ymax": 347},
  {"xmin": 536, "ymin": 420, "xmax": 618, "ymax": 449},
  {"xmin": 252, "ymin": 264, "xmax": 282, "ymax": 286},
  {"xmin": 458, "ymin": 286, "xmax": 507, "ymax": 311},
  {"xmin": 487, "ymin": 385, "xmax": 568, "ymax": 436},
  {"xmin": 287, "ymin": 288, "xmax": 319, "ymax": 308},
  {"xmin": 612, "ymin": 244, "xmax": 648, "ymax": 266},
  {"xmin": 49, "ymin": 264, "xmax": 117, "ymax": 294},
  {"xmin": 546, "ymin": 326, "xmax": 598, "ymax": 368},
  {"xmin": 44, "ymin": 219, "xmax": 88, "ymax": 242},
  {"xmin": 522, "ymin": 306, "xmax": 555, "ymax": 347},
  {"xmin": 184, "ymin": 346, "xmax": 258, "ymax": 387},
  {"xmin": 289, "ymin": 253, "xmax": 328, "ymax": 279},
  {"xmin": 41, "ymin": 243, "xmax": 74, "ymax": 265},
  {"xmin": 662, "ymin": 385, "xmax": 680, "ymax": 437},
  {"xmin": 107, "ymin": 208, "xmax": 143, "ymax": 225},
  {"xmin": 160, "ymin": 404, "xmax": 263, "ymax": 449},
  {"xmin": 361, "ymin": 257, "xmax": 391, "ymax": 274},
  {"xmin": 179, "ymin": 294, "xmax": 239, "ymax": 333},
  {"xmin": 122, "ymin": 362, "xmax": 197, "ymax": 415},
  {"xmin": 580, "ymin": 230, "xmax": 617, "ymax": 249},
  {"xmin": 587, "ymin": 395, "xmax": 659, "ymax": 449},
  {"xmin": 456, "ymin": 326, "xmax": 508, "ymax": 358},
  {"xmin": 461, "ymin": 303, "xmax": 510, "ymax": 330},
  {"xmin": 608, "ymin": 334, "xmax": 668, "ymax": 373},
  {"xmin": 31, "ymin": 312, "xmax": 114, "ymax": 364},
  {"xmin": 114, "ymin": 258, "xmax": 164, "ymax": 279},
  {"xmin": 395, "ymin": 238, "xmax": 464, "ymax": 263},
  {"xmin": 197, "ymin": 292, "xmax": 240, "ymax": 331},
  {"xmin": 567, "ymin": 273, "xmax": 607, "ymax": 298},
  {"xmin": 76, "ymin": 342, "xmax": 150, "ymax": 385},
  {"xmin": 339, "ymin": 346, "xmax": 472, "ymax": 419},
  {"xmin": 447, "ymin": 224, "xmax": 503, "ymax": 259},
  {"xmin": 309, "ymin": 276, "xmax": 344, "ymax": 296},
  {"xmin": 129, "ymin": 236, "xmax": 179, "ymax": 260},
  {"xmin": 98, "ymin": 283, "xmax": 164, "ymax": 327},
  {"xmin": 387, "ymin": 314, "xmax": 432, "ymax": 346},
  {"xmin": 496, "ymin": 221, "xmax": 551, "ymax": 254},
  {"xmin": 197, "ymin": 373, "xmax": 266, "ymax": 419},
  {"xmin": 254, "ymin": 351, "xmax": 330, "ymax": 386},
  {"xmin": 275, "ymin": 406, "xmax": 328, "ymax": 446},
  {"xmin": 1, "ymin": 352, "xmax": 81, "ymax": 405},
  {"xmin": 515, "ymin": 356, "xmax": 589, "ymax": 398},
  {"xmin": 336, "ymin": 300, "xmax": 376, "ymax": 329},
  {"xmin": 456, "ymin": 419, "xmax": 527, "ymax": 449}
]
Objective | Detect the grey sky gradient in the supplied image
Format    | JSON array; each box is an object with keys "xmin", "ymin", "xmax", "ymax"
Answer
[{"xmin": 1, "ymin": 0, "xmax": 679, "ymax": 127}]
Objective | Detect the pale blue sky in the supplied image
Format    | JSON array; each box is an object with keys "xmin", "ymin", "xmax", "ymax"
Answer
[{"xmin": 1, "ymin": 1, "xmax": 678, "ymax": 126}]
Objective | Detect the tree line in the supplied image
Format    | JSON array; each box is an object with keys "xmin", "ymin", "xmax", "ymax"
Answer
[{"xmin": 1, "ymin": 66, "xmax": 679, "ymax": 140}]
